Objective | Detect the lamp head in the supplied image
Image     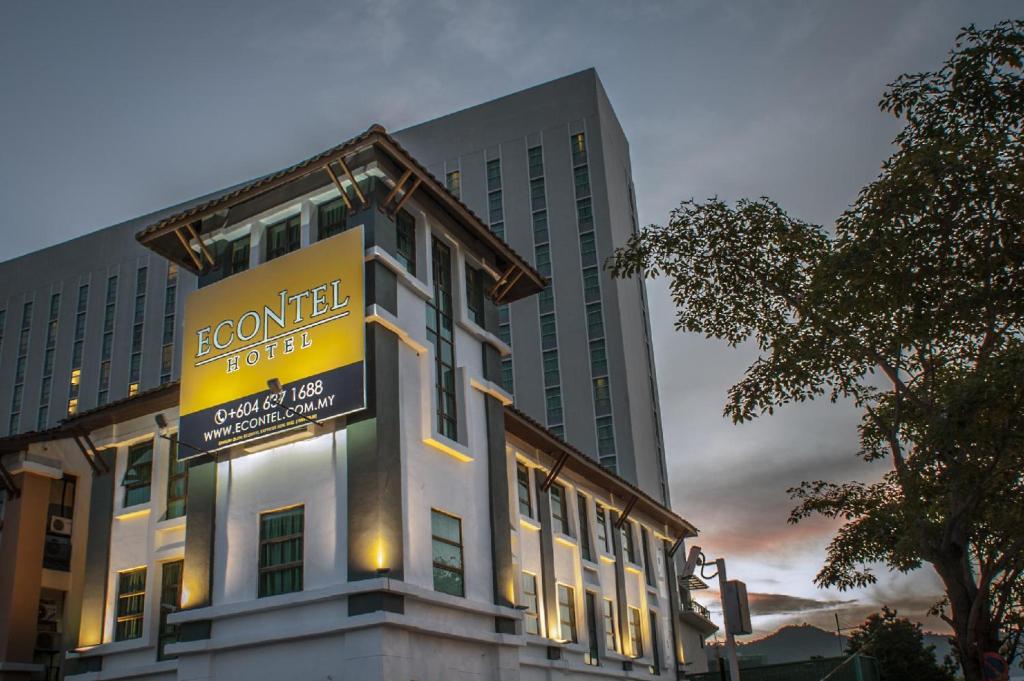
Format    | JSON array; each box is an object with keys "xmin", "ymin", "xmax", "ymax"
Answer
[
  {"xmin": 267, "ymin": 378, "xmax": 284, "ymax": 395},
  {"xmin": 154, "ymin": 413, "xmax": 168, "ymax": 430}
]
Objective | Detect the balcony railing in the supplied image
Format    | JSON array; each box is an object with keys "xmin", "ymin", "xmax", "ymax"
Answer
[{"xmin": 683, "ymin": 597, "xmax": 712, "ymax": 621}]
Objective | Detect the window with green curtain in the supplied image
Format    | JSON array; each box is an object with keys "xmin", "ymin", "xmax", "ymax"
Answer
[
  {"xmin": 396, "ymin": 210, "xmax": 417, "ymax": 276},
  {"xmin": 465, "ymin": 265, "xmax": 485, "ymax": 327},
  {"xmin": 571, "ymin": 133, "xmax": 588, "ymax": 166},
  {"xmin": 115, "ymin": 567, "xmax": 147, "ymax": 641},
  {"xmin": 264, "ymin": 215, "xmax": 300, "ymax": 261},
  {"xmin": 593, "ymin": 376, "xmax": 612, "ymax": 416},
  {"xmin": 597, "ymin": 416, "xmax": 615, "ymax": 458},
  {"xmin": 543, "ymin": 350, "xmax": 560, "ymax": 387},
  {"xmin": 550, "ymin": 483, "xmax": 569, "ymax": 535},
  {"xmin": 530, "ymin": 177, "xmax": 546, "ymax": 212},
  {"xmin": 532, "ymin": 210, "xmax": 549, "ymax": 243},
  {"xmin": 426, "ymin": 238, "xmax": 457, "ymax": 440},
  {"xmin": 540, "ymin": 313, "xmax": 557, "ymax": 350},
  {"xmin": 577, "ymin": 493, "xmax": 593, "ymax": 562},
  {"xmin": 165, "ymin": 436, "xmax": 187, "ymax": 520},
  {"xmin": 228, "ymin": 236, "xmax": 250, "ymax": 275},
  {"xmin": 545, "ymin": 386, "xmax": 563, "ymax": 427},
  {"xmin": 123, "ymin": 440, "xmax": 153, "ymax": 507},
  {"xmin": 589, "ymin": 339, "xmax": 608, "ymax": 376},
  {"xmin": 574, "ymin": 165, "xmax": 591, "ymax": 198},
  {"xmin": 431, "ymin": 509, "xmax": 464, "ymax": 596},
  {"xmin": 486, "ymin": 158, "xmax": 502, "ymax": 191},
  {"xmin": 595, "ymin": 504, "xmax": 610, "ymax": 553},
  {"xmin": 579, "ymin": 231, "xmax": 597, "ymax": 267},
  {"xmin": 521, "ymin": 572, "xmax": 540, "ymax": 635},
  {"xmin": 259, "ymin": 506, "xmax": 304, "ymax": 598},
  {"xmin": 577, "ymin": 197, "xmax": 594, "ymax": 231},
  {"xmin": 516, "ymin": 463, "xmax": 532, "ymax": 518},
  {"xmin": 586, "ymin": 302, "xmax": 604, "ymax": 339},
  {"xmin": 622, "ymin": 521, "xmax": 637, "ymax": 565},
  {"xmin": 317, "ymin": 197, "xmax": 348, "ymax": 241},
  {"xmin": 604, "ymin": 599, "xmax": 618, "ymax": 652},
  {"xmin": 628, "ymin": 607, "xmax": 643, "ymax": 657},
  {"xmin": 158, "ymin": 560, "xmax": 183, "ymax": 660},
  {"xmin": 557, "ymin": 584, "xmax": 577, "ymax": 643},
  {"xmin": 528, "ymin": 146, "xmax": 544, "ymax": 179}
]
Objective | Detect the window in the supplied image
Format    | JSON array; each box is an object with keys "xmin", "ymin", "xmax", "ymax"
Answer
[
  {"xmin": 43, "ymin": 475, "xmax": 76, "ymax": 571},
  {"xmin": 123, "ymin": 440, "xmax": 153, "ymax": 507},
  {"xmin": 545, "ymin": 386, "xmax": 563, "ymax": 427},
  {"xmin": 488, "ymin": 191, "xmax": 503, "ymax": 224},
  {"xmin": 532, "ymin": 211, "xmax": 549, "ymax": 244},
  {"xmin": 589, "ymin": 339, "xmax": 607, "ymax": 376},
  {"xmin": 557, "ymin": 584, "xmax": 577, "ymax": 643},
  {"xmin": 577, "ymin": 494, "xmax": 593, "ymax": 562},
  {"xmin": 264, "ymin": 216, "xmax": 300, "ymax": 261},
  {"xmin": 396, "ymin": 210, "xmax": 417, "ymax": 276},
  {"xmin": 115, "ymin": 567, "xmax": 147, "ymax": 641},
  {"xmin": 574, "ymin": 165, "xmax": 591, "ymax": 198},
  {"xmin": 621, "ymin": 521, "xmax": 637, "ymax": 565},
  {"xmin": 530, "ymin": 177, "xmax": 546, "ymax": 212},
  {"xmin": 628, "ymin": 607, "xmax": 643, "ymax": 657},
  {"xmin": 550, "ymin": 483, "xmax": 569, "ymax": 536},
  {"xmin": 597, "ymin": 417, "xmax": 615, "ymax": 458},
  {"xmin": 582, "ymin": 266, "xmax": 600, "ymax": 303},
  {"xmin": 538, "ymin": 286, "xmax": 555, "ymax": 315},
  {"xmin": 540, "ymin": 313, "xmax": 557, "ymax": 350},
  {"xmin": 317, "ymin": 197, "xmax": 348, "ymax": 240},
  {"xmin": 227, "ymin": 236, "xmax": 250, "ymax": 275},
  {"xmin": 542, "ymin": 350, "xmax": 560, "ymax": 387},
  {"xmin": 259, "ymin": 506, "xmax": 304, "ymax": 597},
  {"xmin": 577, "ymin": 197, "xmax": 594, "ymax": 231},
  {"xmin": 158, "ymin": 560, "xmax": 183, "ymax": 660},
  {"xmin": 593, "ymin": 376, "xmax": 611, "ymax": 416},
  {"xmin": 641, "ymin": 526, "xmax": 655, "ymax": 586},
  {"xmin": 604, "ymin": 599, "xmax": 618, "ymax": 652},
  {"xmin": 431, "ymin": 509, "xmax": 464, "ymax": 597},
  {"xmin": 586, "ymin": 302, "xmax": 604, "ymax": 339},
  {"xmin": 648, "ymin": 610, "xmax": 662, "ymax": 674},
  {"xmin": 527, "ymin": 146, "xmax": 544, "ymax": 179},
  {"xmin": 516, "ymin": 463, "xmax": 532, "ymax": 518},
  {"xmin": 595, "ymin": 504, "xmax": 610, "ymax": 553},
  {"xmin": 521, "ymin": 572, "xmax": 540, "ymax": 635},
  {"xmin": 166, "ymin": 437, "xmax": 187, "ymax": 520},
  {"xmin": 584, "ymin": 592, "xmax": 599, "ymax": 666},
  {"xmin": 445, "ymin": 170, "xmax": 461, "ymax": 197},
  {"xmin": 534, "ymin": 243, "xmax": 551, "ymax": 277},
  {"xmin": 98, "ymin": 275, "xmax": 118, "ymax": 405},
  {"xmin": 465, "ymin": 265, "xmax": 485, "ymax": 327},
  {"xmin": 9, "ymin": 301, "xmax": 32, "ymax": 434},
  {"xmin": 426, "ymin": 238, "xmax": 457, "ymax": 440},
  {"xmin": 486, "ymin": 158, "xmax": 502, "ymax": 191},
  {"xmin": 571, "ymin": 133, "xmax": 588, "ymax": 166},
  {"xmin": 580, "ymin": 232, "xmax": 597, "ymax": 267},
  {"xmin": 501, "ymin": 358, "xmax": 514, "ymax": 394}
]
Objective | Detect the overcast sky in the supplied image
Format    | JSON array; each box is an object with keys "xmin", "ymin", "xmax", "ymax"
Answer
[{"xmin": 2, "ymin": 0, "xmax": 1017, "ymax": 638}]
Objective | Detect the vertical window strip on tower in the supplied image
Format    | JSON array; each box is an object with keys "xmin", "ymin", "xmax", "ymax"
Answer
[
  {"xmin": 426, "ymin": 238, "xmax": 458, "ymax": 440},
  {"xmin": 97, "ymin": 274, "xmax": 118, "ymax": 406},
  {"xmin": 9, "ymin": 300, "xmax": 32, "ymax": 434},
  {"xmin": 68, "ymin": 284, "xmax": 89, "ymax": 416},
  {"xmin": 570, "ymin": 132, "xmax": 616, "ymax": 468},
  {"xmin": 160, "ymin": 265, "xmax": 177, "ymax": 384},
  {"xmin": 486, "ymin": 157, "xmax": 504, "ymax": 239},
  {"xmin": 528, "ymin": 144, "xmax": 563, "ymax": 436},
  {"xmin": 128, "ymin": 267, "xmax": 147, "ymax": 396},
  {"xmin": 37, "ymin": 293, "xmax": 60, "ymax": 429}
]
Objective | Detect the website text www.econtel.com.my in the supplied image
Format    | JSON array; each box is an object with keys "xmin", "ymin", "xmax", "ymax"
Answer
[{"xmin": 201, "ymin": 383, "xmax": 336, "ymax": 447}]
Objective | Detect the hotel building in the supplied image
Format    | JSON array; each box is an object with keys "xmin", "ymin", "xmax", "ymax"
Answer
[{"xmin": 0, "ymin": 126, "xmax": 716, "ymax": 680}]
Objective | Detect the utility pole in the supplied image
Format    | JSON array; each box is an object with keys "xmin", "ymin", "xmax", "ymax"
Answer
[{"xmin": 716, "ymin": 558, "xmax": 741, "ymax": 681}]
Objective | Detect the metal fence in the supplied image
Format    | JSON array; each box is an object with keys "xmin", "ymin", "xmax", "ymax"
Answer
[{"xmin": 688, "ymin": 655, "xmax": 881, "ymax": 681}]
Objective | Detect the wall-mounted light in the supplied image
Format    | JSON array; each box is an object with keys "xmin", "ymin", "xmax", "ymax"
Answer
[{"xmin": 154, "ymin": 414, "xmax": 212, "ymax": 461}]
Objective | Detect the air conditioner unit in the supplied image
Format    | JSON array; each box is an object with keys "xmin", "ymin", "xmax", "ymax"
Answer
[
  {"xmin": 49, "ymin": 515, "xmax": 72, "ymax": 536},
  {"xmin": 35, "ymin": 631, "xmax": 61, "ymax": 651}
]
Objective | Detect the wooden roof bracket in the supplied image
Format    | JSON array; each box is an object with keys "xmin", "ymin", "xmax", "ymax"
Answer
[
  {"xmin": 324, "ymin": 163, "xmax": 354, "ymax": 212},
  {"xmin": 186, "ymin": 222, "xmax": 215, "ymax": 268},
  {"xmin": 390, "ymin": 178, "xmax": 422, "ymax": 216},
  {"xmin": 72, "ymin": 435, "xmax": 102, "ymax": 475},
  {"xmin": 0, "ymin": 458, "xmax": 20, "ymax": 498},
  {"xmin": 667, "ymin": 534, "xmax": 686, "ymax": 558},
  {"xmin": 382, "ymin": 168, "xmax": 413, "ymax": 210},
  {"xmin": 337, "ymin": 156, "xmax": 367, "ymax": 207},
  {"xmin": 174, "ymin": 228, "xmax": 204, "ymax": 271},
  {"xmin": 490, "ymin": 269, "xmax": 524, "ymax": 304},
  {"xmin": 488, "ymin": 265, "xmax": 516, "ymax": 299},
  {"xmin": 615, "ymin": 494, "xmax": 639, "ymax": 528},
  {"xmin": 82, "ymin": 434, "xmax": 110, "ymax": 473},
  {"xmin": 541, "ymin": 450, "xmax": 571, "ymax": 492}
]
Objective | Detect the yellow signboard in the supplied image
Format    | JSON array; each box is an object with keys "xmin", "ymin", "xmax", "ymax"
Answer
[{"xmin": 178, "ymin": 225, "xmax": 365, "ymax": 453}]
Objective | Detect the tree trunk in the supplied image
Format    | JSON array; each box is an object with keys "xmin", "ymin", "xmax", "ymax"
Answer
[{"xmin": 932, "ymin": 559, "xmax": 1001, "ymax": 681}]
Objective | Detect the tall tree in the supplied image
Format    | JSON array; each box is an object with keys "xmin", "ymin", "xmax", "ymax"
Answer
[
  {"xmin": 607, "ymin": 21, "xmax": 1024, "ymax": 681},
  {"xmin": 847, "ymin": 607, "xmax": 957, "ymax": 681}
]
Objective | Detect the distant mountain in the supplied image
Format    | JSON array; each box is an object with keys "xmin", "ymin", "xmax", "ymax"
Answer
[{"xmin": 705, "ymin": 624, "xmax": 956, "ymax": 668}]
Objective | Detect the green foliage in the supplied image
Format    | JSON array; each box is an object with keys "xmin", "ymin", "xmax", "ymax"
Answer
[
  {"xmin": 608, "ymin": 20, "xmax": 1024, "ymax": 681},
  {"xmin": 847, "ymin": 607, "xmax": 957, "ymax": 681}
]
